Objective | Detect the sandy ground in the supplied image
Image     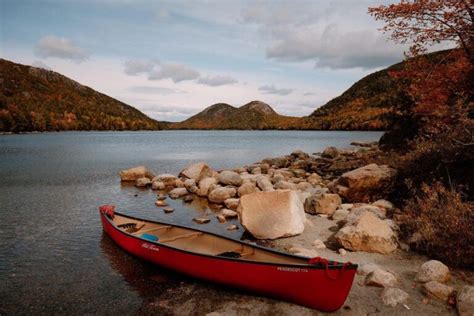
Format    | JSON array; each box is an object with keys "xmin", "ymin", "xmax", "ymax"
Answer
[{"xmin": 138, "ymin": 214, "xmax": 472, "ymax": 316}]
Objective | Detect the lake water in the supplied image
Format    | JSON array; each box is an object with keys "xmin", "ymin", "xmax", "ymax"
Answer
[{"xmin": 0, "ymin": 130, "xmax": 383, "ymax": 314}]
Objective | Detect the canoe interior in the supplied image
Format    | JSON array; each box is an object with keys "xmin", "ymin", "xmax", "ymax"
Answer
[{"xmin": 112, "ymin": 213, "xmax": 311, "ymax": 265}]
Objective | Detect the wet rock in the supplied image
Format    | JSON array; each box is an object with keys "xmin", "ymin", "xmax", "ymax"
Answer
[
  {"xmin": 307, "ymin": 173, "xmax": 322, "ymax": 185},
  {"xmin": 168, "ymin": 188, "xmax": 188, "ymax": 199},
  {"xmin": 335, "ymin": 211, "xmax": 398, "ymax": 254},
  {"xmin": 224, "ymin": 198, "xmax": 240, "ymax": 210},
  {"xmin": 157, "ymin": 193, "xmax": 167, "ymax": 200},
  {"xmin": 321, "ymin": 146, "xmax": 339, "ymax": 159},
  {"xmin": 291, "ymin": 149, "xmax": 309, "ymax": 159},
  {"xmin": 256, "ymin": 176, "xmax": 274, "ymax": 192},
  {"xmin": 153, "ymin": 174, "xmax": 178, "ymax": 188},
  {"xmin": 174, "ymin": 178, "xmax": 185, "ymax": 188},
  {"xmin": 152, "ymin": 181, "xmax": 166, "ymax": 190},
  {"xmin": 179, "ymin": 162, "xmax": 212, "ymax": 181},
  {"xmin": 238, "ymin": 190, "xmax": 305, "ymax": 239},
  {"xmin": 274, "ymin": 181, "xmax": 297, "ymax": 190},
  {"xmin": 183, "ymin": 195, "xmax": 194, "ymax": 203},
  {"xmin": 120, "ymin": 166, "xmax": 155, "ymax": 181},
  {"xmin": 357, "ymin": 263, "xmax": 380, "ymax": 276},
  {"xmin": 289, "ymin": 246, "xmax": 319, "ymax": 258},
  {"xmin": 193, "ymin": 217, "xmax": 210, "ymax": 224},
  {"xmin": 163, "ymin": 207, "xmax": 174, "ymax": 214},
  {"xmin": 365, "ymin": 269, "xmax": 397, "ymax": 287},
  {"xmin": 155, "ymin": 200, "xmax": 168, "ymax": 207},
  {"xmin": 227, "ymin": 224, "xmax": 238, "ymax": 231},
  {"xmin": 381, "ymin": 287, "xmax": 409, "ymax": 307},
  {"xmin": 457, "ymin": 286, "xmax": 474, "ymax": 316},
  {"xmin": 197, "ymin": 177, "xmax": 218, "ymax": 197},
  {"xmin": 332, "ymin": 209, "xmax": 350, "ymax": 221},
  {"xmin": 220, "ymin": 208, "xmax": 238, "ymax": 219},
  {"xmin": 218, "ymin": 170, "xmax": 243, "ymax": 186},
  {"xmin": 415, "ymin": 260, "xmax": 450, "ymax": 283},
  {"xmin": 333, "ymin": 163, "xmax": 396, "ymax": 202},
  {"xmin": 422, "ymin": 281, "xmax": 454, "ymax": 302},
  {"xmin": 216, "ymin": 215, "xmax": 226, "ymax": 223},
  {"xmin": 312, "ymin": 239, "xmax": 326, "ymax": 249},
  {"xmin": 135, "ymin": 177, "xmax": 151, "ymax": 187},
  {"xmin": 304, "ymin": 193, "xmax": 342, "ymax": 215},
  {"xmin": 238, "ymin": 182, "xmax": 259, "ymax": 197},
  {"xmin": 183, "ymin": 179, "xmax": 196, "ymax": 190},
  {"xmin": 208, "ymin": 187, "xmax": 237, "ymax": 204}
]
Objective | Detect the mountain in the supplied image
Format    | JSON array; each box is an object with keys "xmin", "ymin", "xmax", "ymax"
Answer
[
  {"xmin": 170, "ymin": 100, "xmax": 300, "ymax": 130},
  {"xmin": 0, "ymin": 59, "xmax": 164, "ymax": 132}
]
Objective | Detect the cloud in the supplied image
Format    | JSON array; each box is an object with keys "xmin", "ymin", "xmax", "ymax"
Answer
[
  {"xmin": 242, "ymin": 2, "xmax": 406, "ymax": 69},
  {"xmin": 123, "ymin": 60, "xmax": 155, "ymax": 75},
  {"xmin": 197, "ymin": 75, "xmax": 237, "ymax": 86},
  {"xmin": 303, "ymin": 92, "xmax": 316, "ymax": 96},
  {"xmin": 34, "ymin": 36, "xmax": 88, "ymax": 62},
  {"xmin": 129, "ymin": 86, "xmax": 185, "ymax": 95},
  {"xmin": 32, "ymin": 60, "xmax": 51, "ymax": 70},
  {"xmin": 259, "ymin": 84, "xmax": 293, "ymax": 96},
  {"xmin": 148, "ymin": 63, "xmax": 200, "ymax": 82}
]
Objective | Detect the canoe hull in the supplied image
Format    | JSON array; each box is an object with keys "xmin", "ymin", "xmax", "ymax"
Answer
[{"xmin": 100, "ymin": 212, "xmax": 356, "ymax": 312}]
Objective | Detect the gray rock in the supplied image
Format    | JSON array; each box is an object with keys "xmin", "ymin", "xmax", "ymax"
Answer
[
  {"xmin": 365, "ymin": 269, "xmax": 397, "ymax": 287},
  {"xmin": 381, "ymin": 288, "xmax": 409, "ymax": 307},
  {"xmin": 416, "ymin": 260, "xmax": 450, "ymax": 283}
]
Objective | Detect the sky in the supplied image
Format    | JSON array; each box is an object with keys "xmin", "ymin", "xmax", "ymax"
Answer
[{"xmin": 1, "ymin": 0, "xmax": 413, "ymax": 122}]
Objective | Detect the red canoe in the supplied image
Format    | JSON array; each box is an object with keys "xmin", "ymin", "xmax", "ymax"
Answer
[{"xmin": 99, "ymin": 205, "xmax": 357, "ymax": 312}]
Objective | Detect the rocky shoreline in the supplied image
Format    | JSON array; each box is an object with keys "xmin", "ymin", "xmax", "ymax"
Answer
[{"xmin": 119, "ymin": 142, "xmax": 473, "ymax": 315}]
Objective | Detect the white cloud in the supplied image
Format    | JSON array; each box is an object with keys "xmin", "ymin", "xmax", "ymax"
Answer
[
  {"xmin": 123, "ymin": 60, "xmax": 155, "ymax": 75},
  {"xmin": 259, "ymin": 84, "xmax": 293, "ymax": 96},
  {"xmin": 148, "ymin": 63, "xmax": 200, "ymax": 82},
  {"xmin": 197, "ymin": 75, "xmax": 237, "ymax": 86},
  {"xmin": 128, "ymin": 86, "xmax": 185, "ymax": 95},
  {"xmin": 34, "ymin": 36, "xmax": 88, "ymax": 62}
]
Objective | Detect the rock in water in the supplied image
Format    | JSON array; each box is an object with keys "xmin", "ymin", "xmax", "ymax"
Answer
[
  {"xmin": 193, "ymin": 217, "xmax": 210, "ymax": 224},
  {"xmin": 238, "ymin": 190, "xmax": 305, "ymax": 239},
  {"xmin": 208, "ymin": 187, "xmax": 237, "ymax": 204},
  {"xmin": 457, "ymin": 286, "xmax": 474, "ymax": 316},
  {"xmin": 381, "ymin": 288, "xmax": 409, "ymax": 307},
  {"xmin": 197, "ymin": 177, "xmax": 218, "ymax": 197},
  {"xmin": 335, "ymin": 211, "xmax": 398, "ymax": 254},
  {"xmin": 224, "ymin": 198, "xmax": 240, "ymax": 210},
  {"xmin": 163, "ymin": 207, "xmax": 174, "ymax": 214},
  {"xmin": 135, "ymin": 177, "xmax": 151, "ymax": 187},
  {"xmin": 168, "ymin": 188, "xmax": 188, "ymax": 199},
  {"xmin": 120, "ymin": 166, "xmax": 155, "ymax": 181},
  {"xmin": 227, "ymin": 224, "xmax": 238, "ymax": 231},
  {"xmin": 183, "ymin": 195, "xmax": 194, "ymax": 203},
  {"xmin": 220, "ymin": 208, "xmax": 238, "ymax": 218},
  {"xmin": 304, "ymin": 193, "xmax": 342, "ymax": 215},
  {"xmin": 321, "ymin": 146, "xmax": 339, "ymax": 159},
  {"xmin": 415, "ymin": 260, "xmax": 450, "ymax": 283},
  {"xmin": 332, "ymin": 163, "xmax": 396, "ymax": 202},
  {"xmin": 151, "ymin": 181, "xmax": 166, "ymax": 190},
  {"xmin": 365, "ymin": 269, "xmax": 397, "ymax": 287},
  {"xmin": 422, "ymin": 281, "xmax": 454, "ymax": 301},
  {"xmin": 155, "ymin": 200, "xmax": 168, "ymax": 207},
  {"xmin": 218, "ymin": 170, "xmax": 243, "ymax": 186},
  {"xmin": 179, "ymin": 162, "xmax": 212, "ymax": 181},
  {"xmin": 152, "ymin": 174, "xmax": 178, "ymax": 188}
]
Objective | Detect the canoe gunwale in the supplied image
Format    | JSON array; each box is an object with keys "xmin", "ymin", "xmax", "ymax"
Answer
[{"xmin": 104, "ymin": 211, "xmax": 358, "ymax": 271}]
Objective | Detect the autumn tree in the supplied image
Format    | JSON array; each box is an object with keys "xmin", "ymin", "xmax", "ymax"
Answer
[{"xmin": 369, "ymin": 0, "xmax": 473, "ymax": 137}]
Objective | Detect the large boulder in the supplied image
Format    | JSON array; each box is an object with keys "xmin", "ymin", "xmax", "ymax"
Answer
[
  {"xmin": 238, "ymin": 182, "xmax": 259, "ymax": 196},
  {"xmin": 321, "ymin": 146, "xmax": 339, "ymax": 159},
  {"xmin": 152, "ymin": 174, "xmax": 178, "ymax": 187},
  {"xmin": 262, "ymin": 156, "xmax": 290, "ymax": 168},
  {"xmin": 415, "ymin": 260, "xmax": 450, "ymax": 283},
  {"xmin": 291, "ymin": 149, "xmax": 309, "ymax": 159},
  {"xmin": 304, "ymin": 193, "xmax": 342, "ymax": 215},
  {"xmin": 197, "ymin": 177, "xmax": 218, "ymax": 197},
  {"xmin": 218, "ymin": 170, "xmax": 243, "ymax": 186},
  {"xmin": 179, "ymin": 162, "xmax": 212, "ymax": 181},
  {"xmin": 256, "ymin": 176, "xmax": 274, "ymax": 192},
  {"xmin": 332, "ymin": 163, "xmax": 396, "ymax": 202},
  {"xmin": 238, "ymin": 190, "xmax": 305, "ymax": 239},
  {"xmin": 335, "ymin": 211, "xmax": 398, "ymax": 254},
  {"xmin": 208, "ymin": 187, "xmax": 237, "ymax": 204},
  {"xmin": 365, "ymin": 269, "xmax": 397, "ymax": 287},
  {"xmin": 120, "ymin": 166, "xmax": 155, "ymax": 181},
  {"xmin": 457, "ymin": 286, "xmax": 474, "ymax": 316}
]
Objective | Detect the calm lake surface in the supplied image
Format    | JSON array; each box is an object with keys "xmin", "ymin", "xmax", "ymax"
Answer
[{"xmin": 0, "ymin": 130, "xmax": 383, "ymax": 314}]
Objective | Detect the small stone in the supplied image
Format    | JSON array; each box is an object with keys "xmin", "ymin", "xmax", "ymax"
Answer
[
  {"xmin": 168, "ymin": 188, "xmax": 188, "ymax": 199},
  {"xmin": 224, "ymin": 198, "xmax": 240, "ymax": 210},
  {"xmin": 338, "ymin": 248, "xmax": 347, "ymax": 256},
  {"xmin": 220, "ymin": 208, "xmax": 238, "ymax": 218},
  {"xmin": 422, "ymin": 281, "xmax": 454, "ymax": 302},
  {"xmin": 365, "ymin": 269, "xmax": 397, "ymax": 287},
  {"xmin": 312, "ymin": 239, "xmax": 326, "ymax": 249},
  {"xmin": 381, "ymin": 287, "xmax": 409, "ymax": 307},
  {"xmin": 216, "ymin": 215, "xmax": 226, "ymax": 223},
  {"xmin": 193, "ymin": 217, "xmax": 210, "ymax": 224},
  {"xmin": 163, "ymin": 207, "xmax": 174, "ymax": 213},
  {"xmin": 227, "ymin": 224, "xmax": 238, "ymax": 231},
  {"xmin": 152, "ymin": 181, "xmax": 166, "ymax": 190},
  {"xmin": 155, "ymin": 200, "xmax": 168, "ymax": 207},
  {"xmin": 415, "ymin": 260, "xmax": 450, "ymax": 283},
  {"xmin": 457, "ymin": 286, "xmax": 474, "ymax": 316},
  {"xmin": 357, "ymin": 263, "xmax": 380, "ymax": 276},
  {"xmin": 183, "ymin": 195, "xmax": 194, "ymax": 203}
]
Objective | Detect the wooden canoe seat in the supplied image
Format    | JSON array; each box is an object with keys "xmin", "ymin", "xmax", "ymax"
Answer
[{"xmin": 159, "ymin": 232, "xmax": 203, "ymax": 243}]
